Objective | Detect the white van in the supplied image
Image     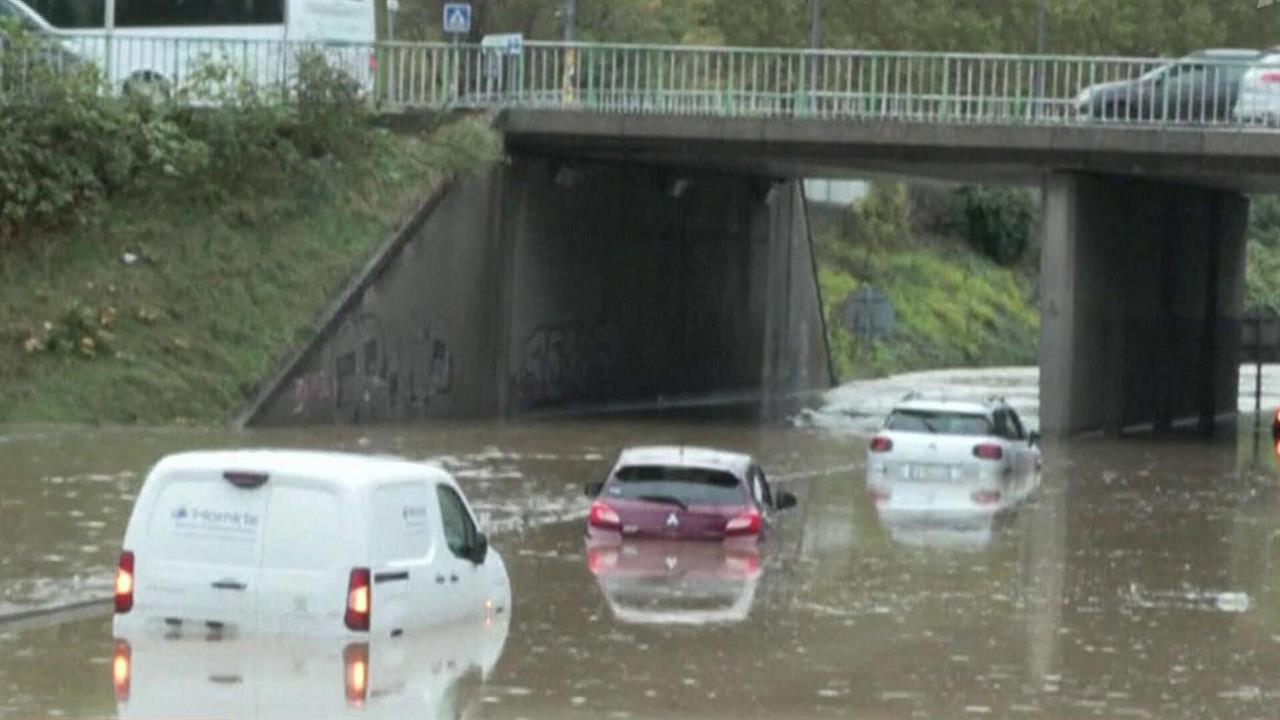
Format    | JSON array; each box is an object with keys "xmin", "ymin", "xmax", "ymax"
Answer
[{"xmin": 111, "ymin": 450, "xmax": 510, "ymax": 638}]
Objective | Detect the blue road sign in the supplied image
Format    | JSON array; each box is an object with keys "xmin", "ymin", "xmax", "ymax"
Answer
[{"xmin": 443, "ymin": 3, "xmax": 471, "ymax": 34}]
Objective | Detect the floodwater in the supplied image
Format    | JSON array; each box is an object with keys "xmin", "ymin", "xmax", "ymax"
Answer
[{"xmin": 2, "ymin": 366, "xmax": 1280, "ymax": 719}]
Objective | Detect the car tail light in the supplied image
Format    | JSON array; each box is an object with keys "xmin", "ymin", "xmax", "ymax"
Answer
[
  {"xmin": 971, "ymin": 490, "xmax": 1002, "ymax": 506},
  {"xmin": 112, "ymin": 639, "xmax": 132, "ymax": 702},
  {"xmin": 868, "ymin": 487, "xmax": 890, "ymax": 505},
  {"xmin": 588, "ymin": 501, "xmax": 621, "ymax": 530},
  {"xmin": 725, "ymin": 509, "xmax": 761, "ymax": 537},
  {"xmin": 114, "ymin": 551, "xmax": 135, "ymax": 614},
  {"xmin": 869, "ymin": 436, "xmax": 893, "ymax": 453},
  {"xmin": 343, "ymin": 643, "xmax": 369, "ymax": 706},
  {"xmin": 344, "ymin": 568, "xmax": 371, "ymax": 632},
  {"xmin": 368, "ymin": 53, "xmax": 378, "ymax": 73},
  {"xmin": 1260, "ymin": 71, "xmax": 1280, "ymax": 84},
  {"xmin": 972, "ymin": 443, "xmax": 1004, "ymax": 461}
]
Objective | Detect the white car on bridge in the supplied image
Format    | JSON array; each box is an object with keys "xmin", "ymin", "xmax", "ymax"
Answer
[{"xmin": 866, "ymin": 396, "xmax": 1041, "ymax": 517}]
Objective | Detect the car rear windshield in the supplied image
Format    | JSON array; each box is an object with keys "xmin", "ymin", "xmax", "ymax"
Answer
[
  {"xmin": 608, "ymin": 465, "xmax": 745, "ymax": 506},
  {"xmin": 886, "ymin": 410, "xmax": 992, "ymax": 436}
]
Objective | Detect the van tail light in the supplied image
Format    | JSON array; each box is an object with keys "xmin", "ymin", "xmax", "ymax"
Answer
[
  {"xmin": 344, "ymin": 568, "xmax": 371, "ymax": 632},
  {"xmin": 588, "ymin": 501, "xmax": 621, "ymax": 531},
  {"xmin": 343, "ymin": 643, "xmax": 370, "ymax": 706},
  {"xmin": 972, "ymin": 443, "xmax": 1004, "ymax": 461},
  {"xmin": 114, "ymin": 551, "xmax": 135, "ymax": 614},
  {"xmin": 869, "ymin": 487, "xmax": 890, "ymax": 505},
  {"xmin": 724, "ymin": 508, "xmax": 761, "ymax": 537},
  {"xmin": 112, "ymin": 639, "xmax": 132, "ymax": 702},
  {"xmin": 971, "ymin": 490, "xmax": 1002, "ymax": 506},
  {"xmin": 869, "ymin": 436, "xmax": 893, "ymax": 453}
]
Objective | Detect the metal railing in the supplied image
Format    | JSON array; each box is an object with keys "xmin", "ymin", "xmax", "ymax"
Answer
[{"xmin": 6, "ymin": 33, "xmax": 1280, "ymax": 130}]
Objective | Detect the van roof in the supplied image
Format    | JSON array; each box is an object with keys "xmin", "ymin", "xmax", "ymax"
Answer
[
  {"xmin": 614, "ymin": 446, "xmax": 754, "ymax": 477},
  {"xmin": 151, "ymin": 449, "xmax": 452, "ymax": 488}
]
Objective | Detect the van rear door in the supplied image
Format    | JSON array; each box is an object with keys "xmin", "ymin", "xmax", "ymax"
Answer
[
  {"xmin": 255, "ymin": 482, "xmax": 351, "ymax": 634},
  {"xmin": 139, "ymin": 469, "xmax": 269, "ymax": 631}
]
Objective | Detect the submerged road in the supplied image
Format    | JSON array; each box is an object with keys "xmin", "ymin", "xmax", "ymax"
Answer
[{"xmin": 2, "ymin": 368, "xmax": 1280, "ymax": 718}]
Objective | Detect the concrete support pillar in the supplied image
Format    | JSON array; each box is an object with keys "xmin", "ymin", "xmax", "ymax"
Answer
[{"xmin": 1039, "ymin": 173, "xmax": 1248, "ymax": 437}]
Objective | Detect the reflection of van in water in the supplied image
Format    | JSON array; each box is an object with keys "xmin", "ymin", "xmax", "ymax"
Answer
[
  {"xmin": 112, "ymin": 610, "xmax": 510, "ymax": 719},
  {"xmin": 112, "ymin": 450, "xmax": 509, "ymax": 638}
]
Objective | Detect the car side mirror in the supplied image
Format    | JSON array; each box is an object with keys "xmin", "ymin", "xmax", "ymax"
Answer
[
  {"xmin": 1028, "ymin": 431, "xmax": 1041, "ymax": 447},
  {"xmin": 584, "ymin": 482, "xmax": 604, "ymax": 498},
  {"xmin": 469, "ymin": 533, "xmax": 489, "ymax": 565},
  {"xmin": 775, "ymin": 491, "xmax": 797, "ymax": 510}
]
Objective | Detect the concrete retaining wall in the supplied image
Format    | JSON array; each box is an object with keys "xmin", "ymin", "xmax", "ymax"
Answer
[{"xmin": 244, "ymin": 156, "xmax": 832, "ymax": 426}]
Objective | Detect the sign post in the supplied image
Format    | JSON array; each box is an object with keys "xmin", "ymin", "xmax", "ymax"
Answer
[{"xmin": 443, "ymin": 3, "xmax": 472, "ymax": 37}]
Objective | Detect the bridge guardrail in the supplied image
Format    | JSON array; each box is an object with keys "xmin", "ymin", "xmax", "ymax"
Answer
[{"xmin": 5, "ymin": 33, "xmax": 1280, "ymax": 130}]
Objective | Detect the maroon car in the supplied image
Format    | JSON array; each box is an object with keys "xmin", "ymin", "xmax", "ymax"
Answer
[{"xmin": 584, "ymin": 446, "xmax": 796, "ymax": 544}]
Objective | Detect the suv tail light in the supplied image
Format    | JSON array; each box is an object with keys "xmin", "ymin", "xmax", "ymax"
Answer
[
  {"xmin": 588, "ymin": 501, "xmax": 621, "ymax": 530},
  {"xmin": 869, "ymin": 436, "xmax": 893, "ymax": 453},
  {"xmin": 112, "ymin": 639, "xmax": 132, "ymax": 702},
  {"xmin": 114, "ymin": 551, "xmax": 135, "ymax": 614},
  {"xmin": 343, "ymin": 643, "xmax": 370, "ymax": 706},
  {"xmin": 971, "ymin": 490, "xmax": 1002, "ymax": 506},
  {"xmin": 344, "ymin": 568, "xmax": 371, "ymax": 631},
  {"xmin": 972, "ymin": 443, "xmax": 1004, "ymax": 460},
  {"xmin": 725, "ymin": 509, "xmax": 761, "ymax": 537}
]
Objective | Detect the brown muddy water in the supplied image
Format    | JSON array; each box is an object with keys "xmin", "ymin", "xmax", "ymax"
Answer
[{"xmin": 3, "ymin": 369, "xmax": 1280, "ymax": 719}]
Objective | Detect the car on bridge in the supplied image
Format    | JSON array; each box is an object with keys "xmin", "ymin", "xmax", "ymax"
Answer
[
  {"xmin": 1076, "ymin": 49, "xmax": 1261, "ymax": 123},
  {"xmin": 1233, "ymin": 51, "xmax": 1280, "ymax": 124},
  {"xmin": 866, "ymin": 396, "xmax": 1041, "ymax": 517},
  {"xmin": 584, "ymin": 446, "xmax": 796, "ymax": 544}
]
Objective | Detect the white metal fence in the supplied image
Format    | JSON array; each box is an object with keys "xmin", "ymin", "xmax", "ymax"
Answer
[{"xmin": 6, "ymin": 33, "xmax": 1280, "ymax": 129}]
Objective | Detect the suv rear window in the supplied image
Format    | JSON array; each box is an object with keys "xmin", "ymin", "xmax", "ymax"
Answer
[
  {"xmin": 608, "ymin": 465, "xmax": 746, "ymax": 506},
  {"xmin": 886, "ymin": 410, "xmax": 992, "ymax": 436}
]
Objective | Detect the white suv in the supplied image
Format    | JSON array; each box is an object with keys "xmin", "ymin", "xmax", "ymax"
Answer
[{"xmin": 866, "ymin": 397, "xmax": 1041, "ymax": 516}]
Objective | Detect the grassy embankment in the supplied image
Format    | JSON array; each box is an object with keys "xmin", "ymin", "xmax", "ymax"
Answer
[
  {"xmin": 0, "ymin": 26, "xmax": 500, "ymax": 425},
  {"xmin": 814, "ymin": 183, "xmax": 1040, "ymax": 381},
  {"xmin": 0, "ymin": 120, "xmax": 497, "ymax": 425}
]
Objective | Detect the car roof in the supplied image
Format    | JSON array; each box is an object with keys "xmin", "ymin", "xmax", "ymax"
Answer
[
  {"xmin": 150, "ymin": 449, "xmax": 453, "ymax": 489},
  {"xmin": 613, "ymin": 446, "xmax": 754, "ymax": 477},
  {"xmin": 891, "ymin": 399, "xmax": 999, "ymax": 416}
]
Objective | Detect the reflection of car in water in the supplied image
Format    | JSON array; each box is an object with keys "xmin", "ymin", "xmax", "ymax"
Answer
[
  {"xmin": 112, "ymin": 610, "xmax": 510, "ymax": 720},
  {"xmin": 866, "ymin": 397, "xmax": 1040, "ymax": 515},
  {"xmin": 586, "ymin": 541, "xmax": 761, "ymax": 626}
]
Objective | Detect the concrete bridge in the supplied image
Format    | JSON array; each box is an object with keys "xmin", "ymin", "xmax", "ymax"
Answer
[{"xmin": 221, "ymin": 40, "xmax": 1280, "ymax": 436}]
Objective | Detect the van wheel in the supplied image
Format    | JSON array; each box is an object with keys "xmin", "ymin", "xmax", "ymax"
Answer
[{"xmin": 123, "ymin": 71, "xmax": 172, "ymax": 103}]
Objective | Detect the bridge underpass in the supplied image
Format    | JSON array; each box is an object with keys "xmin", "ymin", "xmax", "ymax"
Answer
[
  {"xmin": 494, "ymin": 110, "xmax": 1274, "ymax": 437},
  {"xmin": 243, "ymin": 154, "xmax": 832, "ymax": 427}
]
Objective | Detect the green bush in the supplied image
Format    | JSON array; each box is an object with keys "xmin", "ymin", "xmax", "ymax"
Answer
[
  {"xmin": 0, "ymin": 25, "xmax": 377, "ymax": 246},
  {"xmin": 1249, "ymin": 195, "xmax": 1280, "ymax": 249},
  {"xmin": 951, "ymin": 185, "xmax": 1036, "ymax": 265},
  {"xmin": 1246, "ymin": 240, "xmax": 1280, "ymax": 315}
]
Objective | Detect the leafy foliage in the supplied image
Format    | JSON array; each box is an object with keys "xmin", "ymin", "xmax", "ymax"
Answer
[
  {"xmin": 951, "ymin": 186, "xmax": 1036, "ymax": 266},
  {"xmin": 0, "ymin": 25, "xmax": 377, "ymax": 245}
]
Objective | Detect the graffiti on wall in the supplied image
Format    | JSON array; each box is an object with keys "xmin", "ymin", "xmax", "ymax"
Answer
[
  {"xmin": 290, "ymin": 313, "xmax": 452, "ymax": 422},
  {"xmin": 514, "ymin": 319, "xmax": 623, "ymax": 409}
]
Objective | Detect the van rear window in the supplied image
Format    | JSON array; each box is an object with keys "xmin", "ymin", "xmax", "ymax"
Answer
[
  {"xmin": 261, "ymin": 486, "xmax": 341, "ymax": 570},
  {"xmin": 148, "ymin": 475, "xmax": 266, "ymax": 566}
]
